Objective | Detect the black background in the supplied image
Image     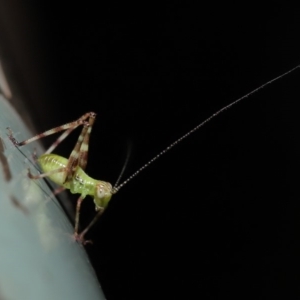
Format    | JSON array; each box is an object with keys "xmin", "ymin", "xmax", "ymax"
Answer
[{"xmin": 1, "ymin": 2, "xmax": 300, "ymax": 299}]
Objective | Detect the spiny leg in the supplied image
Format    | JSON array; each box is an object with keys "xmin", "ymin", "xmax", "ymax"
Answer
[
  {"xmin": 27, "ymin": 166, "xmax": 69, "ymax": 204},
  {"xmin": 67, "ymin": 115, "xmax": 99, "ymax": 244},
  {"xmin": 7, "ymin": 112, "xmax": 96, "ymax": 153},
  {"xmin": 73, "ymin": 195, "xmax": 90, "ymax": 244},
  {"xmin": 45, "ymin": 112, "xmax": 96, "ymax": 185},
  {"xmin": 26, "ymin": 166, "xmax": 88, "ymax": 244},
  {"xmin": 74, "ymin": 195, "xmax": 84, "ymax": 235},
  {"xmin": 76, "ymin": 208, "xmax": 104, "ymax": 244},
  {"xmin": 65, "ymin": 112, "xmax": 96, "ymax": 183},
  {"xmin": 8, "ymin": 111, "xmax": 96, "ymax": 186},
  {"xmin": 78, "ymin": 114, "xmax": 95, "ymax": 171},
  {"xmin": 47, "ymin": 112, "xmax": 96, "ymax": 157},
  {"xmin": 27, "ymin": 167, "xmax": 66, "ymax": 180},
  {"xmin": 8, "ymin": 112, "xmax": 98, "ymax": 244}
]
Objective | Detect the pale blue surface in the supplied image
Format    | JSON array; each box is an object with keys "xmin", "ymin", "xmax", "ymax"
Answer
[{"xmin": 0, "ymin": 94, "xmax": 106, "ymax": 300}]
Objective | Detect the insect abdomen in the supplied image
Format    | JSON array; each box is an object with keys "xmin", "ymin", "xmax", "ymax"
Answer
[{"xmin": 38, "ymin": 154, "xmax": 68, "ymax": 186}]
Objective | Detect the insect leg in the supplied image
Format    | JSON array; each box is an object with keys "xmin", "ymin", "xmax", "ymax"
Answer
[
  {"xmin": 27, "ymin": 167, "xmax": 66, "ymax": 180},
  {"xmin": 7, "ymin": 112, "xmax": 96, "ymax": 155},
  {"xmin": 64, "ymin": 112, "xmax": 96, "ymax": 183},
  {"xmin": 52, "ymin": 186, "xmax": 66, "ymax": 196},
  {"xmin": 45, "ymin": 112, "xmax": 96, "ymax": 155},
  {"xmin": 74, "ymin": 195, "xmax": 85, "ymax": 236},
  {"xmin": 78, "ymin": 113, "xmax": 96, "ymax": 171},
  {"xmin": 77, "ymin": 209, "xmax": 104, "ymax": 243},
  {"xmin": 8, "ymin": 112, "xmax": 96, "ymax": 185}
]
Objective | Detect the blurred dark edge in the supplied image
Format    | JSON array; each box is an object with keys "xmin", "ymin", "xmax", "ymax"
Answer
[
  {"xmin": 0, "ymin": 0, "xmax": 75, "ymax": 219},
  {"xmin": 0, "ymin": 0, "xmax": 57, "ymax": 132}
]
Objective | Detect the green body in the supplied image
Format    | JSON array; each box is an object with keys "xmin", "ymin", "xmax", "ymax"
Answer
[{"xmin": 38, "ymin": 154, "xmax": 112, "ymax": 210}]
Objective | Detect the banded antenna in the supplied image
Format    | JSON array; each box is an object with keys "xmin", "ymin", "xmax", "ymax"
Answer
[{"xmin": 112, "ymin": 64, "xmax": 300, "ymax": 193}]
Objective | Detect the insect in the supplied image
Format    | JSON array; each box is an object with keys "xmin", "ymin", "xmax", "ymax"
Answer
[{"xmin": 6, "ymin": 64, "xmax": 300, "ymax": 245}]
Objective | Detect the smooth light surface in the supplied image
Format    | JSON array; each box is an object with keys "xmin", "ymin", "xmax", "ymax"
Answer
[{"xmin": 0, "ymin": 94, "xmax": 106, "ymax": 300}]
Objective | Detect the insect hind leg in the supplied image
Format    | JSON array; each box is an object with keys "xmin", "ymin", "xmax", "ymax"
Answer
[
  {"xmin": 7, "ymin": 112, "xmax": 96, "ymax": 154},
  {"xmin": 43, "ymin": 112, "xmax": 96, "ymax": 155},
  {"xmin": 8, "ymin": 112, "xmax": 97, "ymax": 185},
  {"xmin": 64, "ymin": 112, "xmax": 96, "ymax": 183}
]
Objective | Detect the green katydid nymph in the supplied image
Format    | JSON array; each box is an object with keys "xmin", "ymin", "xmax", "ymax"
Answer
[{"xmin": 7, "ymin": 64, "xmax": 300, "ymax": 245}]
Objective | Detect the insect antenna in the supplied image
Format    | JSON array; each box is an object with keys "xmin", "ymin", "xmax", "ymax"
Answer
[
  {"xmin": 113, "ymin": 141, "xmax": 132, "ymax": 189},
  {"xmin": 113, "ymin": 64, "xmax": 300, "ymax": 193}
]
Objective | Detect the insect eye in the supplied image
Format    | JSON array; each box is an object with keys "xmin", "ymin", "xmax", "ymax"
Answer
[{"xmin": 97, "ymin": 187, "xmax": 105, "ymax": 198}]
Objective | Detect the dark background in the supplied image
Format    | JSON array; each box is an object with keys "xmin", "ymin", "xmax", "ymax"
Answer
[{"xmin": 1, "ymin": 2, "xmax": 300, "ymax": 299}]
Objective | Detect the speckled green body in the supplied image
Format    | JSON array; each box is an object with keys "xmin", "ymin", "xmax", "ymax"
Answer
[{"xmin": 38, "ymin": 154, "xmax": 112, "ymax": 210}]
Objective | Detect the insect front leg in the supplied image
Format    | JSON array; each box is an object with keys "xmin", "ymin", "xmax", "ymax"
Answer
[
  {"xmin": 72, "ymin": 195, "xmax": 94, "ymax": 245},
  {"xmin": 77, "ymin": 209, "xmax": 105, "ymax": 244}
]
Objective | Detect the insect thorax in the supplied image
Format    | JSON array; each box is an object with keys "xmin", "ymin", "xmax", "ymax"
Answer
[{"xmin": 38, "ymin": 153, "xmax": 113, "ymax": 209}]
